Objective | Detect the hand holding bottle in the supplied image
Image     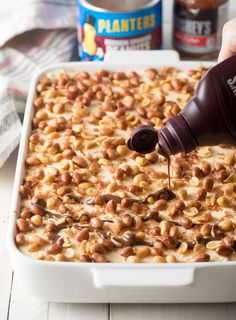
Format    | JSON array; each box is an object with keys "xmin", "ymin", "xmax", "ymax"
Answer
[{"xmin": 218, "ymin": 18, "xmax": 236, "ymax": 62}]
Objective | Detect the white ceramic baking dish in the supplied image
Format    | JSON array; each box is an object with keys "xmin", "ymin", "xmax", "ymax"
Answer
[{"xmin": 9, "ymin": 50, "xmax": 236, "ymax": 303}]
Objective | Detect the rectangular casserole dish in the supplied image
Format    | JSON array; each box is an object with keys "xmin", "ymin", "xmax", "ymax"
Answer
[{"xmin": 9, "ymin": 50, "xmax": 236, "ymax": 303}]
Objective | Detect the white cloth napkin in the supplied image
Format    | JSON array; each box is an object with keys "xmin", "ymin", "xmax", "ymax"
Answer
[{"xmin": 0, "ymin": 0, "xmax": 77, "ymax": 168}]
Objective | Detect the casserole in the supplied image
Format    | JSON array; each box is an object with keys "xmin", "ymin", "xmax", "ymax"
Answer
[{"xmin": 9, "ymin": 50, "xmax": 236, "ymax": 303}]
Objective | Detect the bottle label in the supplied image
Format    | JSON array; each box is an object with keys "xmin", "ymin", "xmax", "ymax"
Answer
[
  {"xmin": 226, "ymin": 76, "xmax": 236, "ymax": 96},
  {"xmin": 173, "ymin": 3, "xmax": 228, "ymax": 54}
]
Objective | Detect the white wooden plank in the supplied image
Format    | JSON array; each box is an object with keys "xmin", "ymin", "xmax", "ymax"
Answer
[
  {"xmin": 8, "ymin": 276, "xmax": 49, "ymax": 320},
  {"xmin": 0, "ymin": 150, "xmax": 18, "ymax": 319},
  {"xmin": 9, "ymin": 276, "xmax": 108, "ymax": 320},
  {"xmin": 110, "ymin": 303, "xmax": 236, "ymax": 320},
  {"xmin": 66, "ymin": 303, "xmax": 109, "ymax": 320},
  {"xmin": 8, "ymin": 277, "xmax": 109, "ymax": 320},
  {"xmin": 48, "ymin": 303, "xmax": 109, "ymax": 320}
]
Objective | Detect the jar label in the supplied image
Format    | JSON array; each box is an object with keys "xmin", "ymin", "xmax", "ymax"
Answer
[
  {"xmin": 173, "ymin": 3, "xmax": 228, "ymax": 54},
  {"xmin": 77, "ymin": 0, "xmax": 162, "ymax": 61}
]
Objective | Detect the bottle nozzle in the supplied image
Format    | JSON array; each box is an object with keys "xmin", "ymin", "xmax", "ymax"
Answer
[
  {"xmin": 127, "ymin": 125, "xmax": 158, "ymax": 154},
  {"xmin": 128, "ymin": 115, "xmax": 198, "ymax": 157}
]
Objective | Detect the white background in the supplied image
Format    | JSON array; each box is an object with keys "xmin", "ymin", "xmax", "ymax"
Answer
[{"xmin": 1, "ymin": 0, "xmax": 236, "ymax": 319}]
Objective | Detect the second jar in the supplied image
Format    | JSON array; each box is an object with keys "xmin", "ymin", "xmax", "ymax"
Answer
[{"xmin": 173, "ymin": 0, "xmax": 229, "ymax": 59}]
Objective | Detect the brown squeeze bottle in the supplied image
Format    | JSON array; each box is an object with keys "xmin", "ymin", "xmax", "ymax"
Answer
[{"xmin": 128, "ymin": 54, "xmax": 236, "ymax": 157}]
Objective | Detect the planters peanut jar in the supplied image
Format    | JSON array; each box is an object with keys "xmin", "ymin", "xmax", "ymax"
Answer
[{"xmin": 77, "ymin": 0, "xmax": 162, "ymax": 61}]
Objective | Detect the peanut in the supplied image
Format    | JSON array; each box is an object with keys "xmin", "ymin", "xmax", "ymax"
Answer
[
  {"xmin": 180, "ymin": 217, "xmax": 193, "ymax": 229},
  {"xmin": 121, "ymin": 247, "xmax": 135, "ymax": 258},
  {"xmin": 73, "ymin": 156, "xmax": 88, "ymax": 168},
  {"xmin": 216, "ymin": 245, "xmax": 233, "ymax": 257}
]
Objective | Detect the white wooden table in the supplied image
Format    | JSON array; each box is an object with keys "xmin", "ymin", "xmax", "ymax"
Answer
[{"xmin": 1, "ymin": 1, "xmax": 236, "ymax": 319}]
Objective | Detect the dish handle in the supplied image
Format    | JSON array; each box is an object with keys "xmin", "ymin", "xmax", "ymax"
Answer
[
  {"xmin": 104, "ymin": 50, "xmax": 180, "ymax": 65},
  {"xmin": 92, "ymin": 267, "xmax": 195, "ymax": 288}
]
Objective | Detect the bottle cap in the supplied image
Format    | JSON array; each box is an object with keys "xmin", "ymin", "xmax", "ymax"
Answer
[{"xmin": 127, "ymin": 125, "xmax": 158, "ymax": 154}]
